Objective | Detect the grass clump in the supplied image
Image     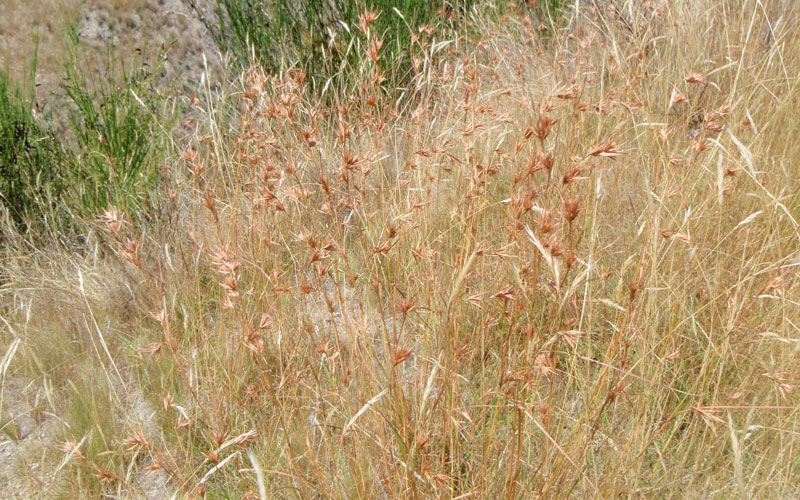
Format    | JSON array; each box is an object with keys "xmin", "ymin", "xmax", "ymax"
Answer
[
  {"xmin": 0, "ymin": 48, "xmax": 173, "ymax": 235},
  {"xmin": 61, "ymin": 35, "xmax": 174, "ymax": 218},
  {"xmin": 2, "ymin": 0, "xmax": 800, "ymax": 498}
]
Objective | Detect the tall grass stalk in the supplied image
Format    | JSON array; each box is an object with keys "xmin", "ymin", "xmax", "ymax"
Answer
[{"xmin": 2, "ymin": 1, "xmax": 800, "ymax": 498}]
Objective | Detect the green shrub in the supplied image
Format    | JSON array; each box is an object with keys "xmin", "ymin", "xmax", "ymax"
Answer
[
  {"xmin": 1, "ymin": 34, "xmax": 175, "ymax": 236},
  {"xmin": 0, "ymin": 65, "xmax": 67, "ymax": 230},
  {"xmin": 61, "ymin": 34, "xmax": 173, "ymax": 217},
  {"xmin": 186, "ymin": 0, "xmax": 473, "ymax": 90}
]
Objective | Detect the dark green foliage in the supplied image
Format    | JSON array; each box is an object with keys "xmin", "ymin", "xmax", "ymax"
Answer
[
  {"xmin": 186, "ymin": 0, "xmax": 473, "ymax": 90},
  {"xmin": 0, "ymin": 66, "xmax": 66, "ymax": 230}
]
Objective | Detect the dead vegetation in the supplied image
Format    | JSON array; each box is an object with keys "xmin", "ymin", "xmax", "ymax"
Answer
[{"xmin": 2, "ymin": 0, "xmax": 800, "ymax": 498}]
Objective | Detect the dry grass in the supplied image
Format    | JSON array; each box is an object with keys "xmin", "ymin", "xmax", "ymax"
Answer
[{"xmin": 2, "ymin": 0, "xmax": 800, "ymax": 498}]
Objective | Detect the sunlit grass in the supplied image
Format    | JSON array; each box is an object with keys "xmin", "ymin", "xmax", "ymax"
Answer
[{"xmin": 2, "ymin": 1, "xmax": 800, "ymax": 498}]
